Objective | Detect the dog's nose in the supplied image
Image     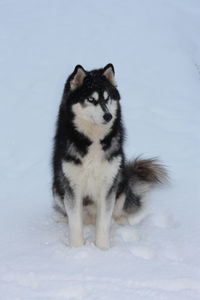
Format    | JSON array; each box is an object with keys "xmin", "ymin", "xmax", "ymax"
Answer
[{"xmin": 103, "ymin": 113, "xmax": 112, "ymax": 122}]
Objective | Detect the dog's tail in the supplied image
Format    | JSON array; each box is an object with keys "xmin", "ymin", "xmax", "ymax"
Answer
[{"xmin": 123, "ymin": 157, "xmax": 168, "ymax": 212}]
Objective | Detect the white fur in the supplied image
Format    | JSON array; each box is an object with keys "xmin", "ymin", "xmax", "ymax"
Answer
[
  {"xmin": 62, "ymin": 143, "xmax": 121, "ymax": 201},
  {"xmin": 103, "ymin": 91, "xmax": 108, "ymax": 99},
  {"xmin": 64, "ymin": 195, "xmax": 84, "ymax": 247},
  {"xmin": 72, "ymin": 96, "xmax": 117, "ymax": 127},
  {"xmin": 91, "ymin": 91, "xmax": 99, "ymax": 100},
  {"xmin": 62, "ymin": 141, "xmax": 121, "ymax": 248},
  {"xmin": 73, "ymin": 108, "xmax": 112, "ymax": 140},
  {"xmin": 95, "ymin": 193, "xmax": 116, "ymax": 249}
]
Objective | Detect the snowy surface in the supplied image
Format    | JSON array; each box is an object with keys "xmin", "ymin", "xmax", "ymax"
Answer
[{"xmin": 1, "ymin": 0, "xmax": 200, "ymax": 299}]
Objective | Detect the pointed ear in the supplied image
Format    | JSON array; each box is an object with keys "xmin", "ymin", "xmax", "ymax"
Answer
[
  {"xmin": 70, "ymin": 65, "xmax": 87, "ymax": 90},
  {"xmin": 102, "ymin": 63, "xmax": 117, "ymax": 86}
]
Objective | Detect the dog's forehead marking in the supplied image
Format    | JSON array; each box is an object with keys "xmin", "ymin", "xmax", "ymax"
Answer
[
  {"xmin": 91, "ymin": 91, "xmax": 99, "ymax": 100},
  {"xmin": 103, "ymin": 91, "xmax": 108, "ymax": 99}
]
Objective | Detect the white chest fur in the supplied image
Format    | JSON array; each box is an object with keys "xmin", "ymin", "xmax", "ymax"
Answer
[{"xmin": 62, "ymin": 142, "xmax": 121, "ymax": 200}]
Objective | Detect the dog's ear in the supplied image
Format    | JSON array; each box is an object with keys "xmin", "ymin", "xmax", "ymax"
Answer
[
  {"xmin": 102, "ymin": 64, "xmax": 117, "ymax": 86},
  {"xmin": 70, "ymin": 65, "xmax": 87, "ymax": 90}
]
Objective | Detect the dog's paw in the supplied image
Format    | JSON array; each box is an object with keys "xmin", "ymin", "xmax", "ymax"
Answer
[
  {"xmin": 69, "ymin": 238, "xmax": 84, "ymax": 247},
  {"xmin": 114, "ymin": 215, "xmax": 129, "ymax": 225},
  {"xmin": 95, "ymin": 238, "xmax": 110, "ymax": 250}
]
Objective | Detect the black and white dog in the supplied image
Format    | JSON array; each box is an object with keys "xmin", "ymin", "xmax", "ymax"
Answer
[{"xmin": 52, "ymin": 64, "xmax": 167, "ymax": 249}]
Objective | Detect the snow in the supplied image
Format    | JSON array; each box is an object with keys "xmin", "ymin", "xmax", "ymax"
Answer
[{"xmin": 1, "ymin": 0, "xmax": 200, "ymax": 299}]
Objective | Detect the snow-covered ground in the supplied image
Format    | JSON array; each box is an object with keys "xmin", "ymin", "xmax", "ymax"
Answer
[{"xmin": 1, "ymin": 0, "xmax": 200, "ymax": 299}]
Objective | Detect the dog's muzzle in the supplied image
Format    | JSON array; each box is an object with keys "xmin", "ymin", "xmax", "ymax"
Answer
[{"xmin": 100, "ymin": 101, "xmax": 113, "ymax": 123}]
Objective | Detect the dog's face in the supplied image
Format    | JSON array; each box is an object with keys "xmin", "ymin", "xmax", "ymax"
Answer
[
  {"xmin": 67, "ymin": 64, "xmax": 120, "ymax": 126},
  {"xmin": 72, "ymin": 89, "xmax": 118, "ymax": 126}
]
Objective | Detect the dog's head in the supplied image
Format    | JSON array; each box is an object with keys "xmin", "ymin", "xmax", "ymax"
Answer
[{"xmin": 65, "ymin": 64, "xmax": 120, "ymax": 126}]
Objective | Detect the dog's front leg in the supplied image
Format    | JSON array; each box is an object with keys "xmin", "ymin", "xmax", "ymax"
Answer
[
  {"xmin": 64, "ymin": 195, "xmax": 84, "ymax": 247},
  {"xmin": 96, "ymin": 193, "xmax": 115, "ymax": 250}
]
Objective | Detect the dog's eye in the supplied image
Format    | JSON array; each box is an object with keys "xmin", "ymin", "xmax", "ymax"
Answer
[{"xmin": 87, "ymin": 97, "xmax": 95, "ymax": 103}]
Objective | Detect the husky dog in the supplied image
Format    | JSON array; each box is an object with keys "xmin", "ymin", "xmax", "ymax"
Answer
[{"xmin": 52, "ymin": 64, "xmax": 167, "ymax": 249}]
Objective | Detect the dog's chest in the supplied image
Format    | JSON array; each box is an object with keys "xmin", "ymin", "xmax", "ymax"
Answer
[{"xmin": 62, "ymin": 142, "xmax": 121, "ymax": 198}]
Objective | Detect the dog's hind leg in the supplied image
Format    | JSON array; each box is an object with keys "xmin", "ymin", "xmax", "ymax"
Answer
[
  {"xmin": 64, "ymin": 194, "xmax": 84, "ymax": 247},
  {"xmin": 96, "ymin": 192, "xmax": 115, "ymax": 250}
]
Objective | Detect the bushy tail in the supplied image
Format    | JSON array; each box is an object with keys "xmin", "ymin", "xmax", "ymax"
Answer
[{"xmin": 125, "ymin": 157, "xmax": 168, "ymax": 201}]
